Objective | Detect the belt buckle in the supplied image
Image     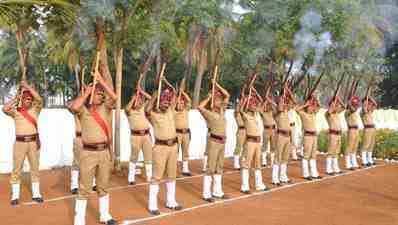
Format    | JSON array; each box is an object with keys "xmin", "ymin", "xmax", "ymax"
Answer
[
  {"xmin": 24, "ymin": 136, "xmax": 33, "ymax": 142},
  {"xmin": 166, "ymin": 139, "xmax": 173, "ymax": 145},
  {"xmin": 97, "ymin": 144, "xmax": 106, "ymax": 150}
]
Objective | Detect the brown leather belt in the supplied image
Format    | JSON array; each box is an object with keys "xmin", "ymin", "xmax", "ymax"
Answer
[
  {"xmin": 329, "ymin": 129, "xmax": 341, "ymax": 135},
  {"xmin": 304, "ymin": 130, "xmax": 317, "ymax": 136},
  {"xmin": 210, "ymin": 133, "xmax": 226, "ymax": 144},
  {"xmin": 348, "ymin": 125, "xmax": 358, "ymax": 130},
  {"xmin": 83, "ymin": 142, "xmax": 109, "ymax": 151},
  {"xmin": 364, "ymin": 124, "xmax": 375, "ymax": 129},
  {"xmin": 238, "ymin": 126, "xmax": 245, "ymax": 130},
  {"xmin": 246, "ymin": 135, "xmax": 261, "ymax": 143},
  {"xmin": 131, "ymin": 129, "xmax": 150, "ymax": 136},
  {"xmin": 264, "ymin": 124, "xmax": 276, "ymax": 130},
  {"xmin": 76, "ymin": 132, "xmax": 82, "ymax": 137},
  {"xmin": 16, "ymin": 134, "xmax": 38, "ymax": 142},
  {"xmin": 176, "ymin": 128, "xmax": 191, "ymax": 134},
  {"xmin": 155, "ymin": 137, "xmax": 178, "ymax": 146},
  {"xmin": 277, "ymin": 129, "xmax": 291, "ymax": 137}
]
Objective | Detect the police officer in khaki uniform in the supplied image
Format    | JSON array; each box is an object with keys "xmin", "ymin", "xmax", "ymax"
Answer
[
  {"xmin": 3, "ymin": 81, "xmax": 44, "ymax": 205},
  {"xmin": 296, "ymin": 98, "xmax": 322, "ymax": 180},
  {"xmin": 70, "ymin": 112, "xmax": 82, "ymax": 194},
  {"xmin": 69, "ymin": 73, "xmax": 117, "ymax": 225},
  {"xmin": 175, "ymin": 88, "xmax": 193, "ymax": 176},
  {"xmin": 239, "ymin": 91, "xmax": 268, "ymax": 193},
  {"xmin": 361, "ymin": 97, "xmax": 377, "ymax": 166},
  {"xmin": 198, "ymin": 83, "xmax": 230, "ymax": 202},
  {"xmin": 272, "ymin": 86, "xmax": 295, "ymax": 185},
  {"xmin": 344, "ymin": 96, "xmax": 361, "ymax": 170},
  {"xmin": 125, "ymin": 86, "xmax": 153, "ymax": 184},
  {"xmin": 325, "ymin": 97, "xmax": 344, "ymax": 175},
  {"xmin": 260, "ymin": 98, "xmax": 276, "ymax": 166},
  {"xmin": 233, "ymin": 101, "xmax": 245, "ymax": 170},
  {"xmin": 146, "ymin": 79, "xmax": 182, "ymax": 215}
]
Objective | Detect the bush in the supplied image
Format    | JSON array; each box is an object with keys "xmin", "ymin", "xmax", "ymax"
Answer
[{"xmin": 317, "ymin": 129, "xmax": 398, "ymax": 159}]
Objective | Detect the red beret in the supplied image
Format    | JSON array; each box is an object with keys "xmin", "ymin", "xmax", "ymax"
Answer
[
  {"xmin": 350, "ymin": 95, "xmax": 360, "ymax": 106},
  {"xmin": 22, "ymin": 90, "xmax": 33, "ymax": 99}
]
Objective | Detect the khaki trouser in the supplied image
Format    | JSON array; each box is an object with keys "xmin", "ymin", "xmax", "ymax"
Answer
[
  {"xmin": 10, "ymin": 141, "xmax": 40, "ymax": 184},
  {"xmin": 130, "ymin": 135, "xmax": 152, "ymax": 164},
  {"xmin": 241, "ymin": 141, "xmax": 262, "ymax": 169},
  {"xmin": 303, "ymin": 135, "xmax": 318, "ymax": 160},
  {"xmin": 77, "ymin": 149, "xmax": 112, "ymax": 199},
  {"xmin": 152, "ymin": 144, "xmax": 178, "ymax": 180},
  {"xmin": 177, "ymin": 132, "xmax": 190, "ymax": 161},
  {"xmin": 234, "ymin": 129, "xmax": 246, "ymax": 155},
  {"xmin": 206, "ymin": 140, "xmax": 225, "ymax": 174},
  {"xmin": 276, "ymin": 134, "xmax": 291, "ymax": 164},
  {"xmin": 327, "ymin": 134, "xmax": 341, "ymax": 157},
  {"xmin": 362, "ymin": 128, "xmax": 376, "ymax": 152},
  {"xmin": 346, "ymin": 129, "xmax": 359, "ymax": 155},
  {"xmin": 262, "ymin": 128, "xmax": 276, "ymax": 153},
  {"xmin": 72, "ymin": 137, "xmax": 82, "ymax": 170}
]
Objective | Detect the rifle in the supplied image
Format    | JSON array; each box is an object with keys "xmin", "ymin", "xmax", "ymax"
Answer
[
  {"xmin": 89, "ymin": 51, "xmax": 101, "ymax": 105},
  {"xmin": 177, "ymin": 76, "xmax": 187, "ymax": 110},
  {"xmin": 331, "ymin": 72, "xmax": 346, "ymax": 105},
  {"xmin": 305, "ymin": 72, "xmax": 324, "ymax": 102},
  {"xmin": 210, "ymin": 65, "xmax": 219, "ymax": 109},
  {"xmin": 156, "ymin": 63, "xmax": 167, "ymax": 110},
  {"xmin": 81, "ymin": 66, "xmax": 86, "ymax": 92},
  {"xmin": 347, "ymin": 78, "xmax": 360, "ymax": 103},
  {"xmin": 133, "ymin": 56, "xmax": 154, "ymax": 108},
  {"xmin": 364, "ymin": 81, "xmax": 372, "ymax": 111},
  {"xmin": 17, "ymin": 66, "xmax": 27, "ymax": 108}
]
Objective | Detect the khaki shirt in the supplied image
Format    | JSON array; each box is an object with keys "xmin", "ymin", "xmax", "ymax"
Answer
[
  {"xmin": 74, "ymin": 114, "xmax": 82, "ymax": 133},
  {"xmin": 345, "ymin": 110, "xmax": 359, "ymax": 127},
  {"xmin": 260, "ymin": 110, "xmax": 275, "ymax": 126},
  {"xmin": 149, "ymin": 108, "xmax": 177, "ymax": 140},
  {"xmin": 75, "ymin": 104, "xmax": 112, "ymax": 143},
  {"xmin": 275, "ymin": 110, "xmax": 290, "ymax": 131},
  {"xmin": 5, "ymin": 98, "xmax": 43, "ymax": 135},
  {"xmin": 297, "ymin": 110, "xmax": 316, "ymax": 132},
  {"xmin": 326, "ymin": 112, "xmax": 341, "ymax": 131},
  {"xmin": 175, "ymin": 109, "xmax": 189, "ymax": 129},
  {"xmin": 200, "ymin": 108, "xmax": 226, "ymax": 136},
  {"xmin": 361, "ymin": 112, "xmax": 374, "ymax": 126},
  {"xmin": 126, "ymin": 103, "xmax": 150, "ymax": 130},
  {"xmin": 234, "ymin": 111, "xmax": 244, "ymax": 127},
  {"xmin": 241, "ymin": 111, "xmax": 260, "ymax": 136}
]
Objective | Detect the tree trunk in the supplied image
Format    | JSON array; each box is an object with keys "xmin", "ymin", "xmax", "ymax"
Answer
[
  {"xmin": 114, "ymin": 47, "xmax": 123, "ymax": 171},
  {"xmin": 192, "ymin": 70, "xmax": 204, "ymax": 108}
]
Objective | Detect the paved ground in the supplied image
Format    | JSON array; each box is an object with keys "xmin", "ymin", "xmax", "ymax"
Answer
[{"xmin": 0, "ymin": 157, "xmax": 397, "ymax": 225}]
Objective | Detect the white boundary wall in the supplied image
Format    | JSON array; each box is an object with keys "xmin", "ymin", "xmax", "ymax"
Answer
[{"xmin": 1, "ymin": 108, "xmax": 397, "ymax": 173}]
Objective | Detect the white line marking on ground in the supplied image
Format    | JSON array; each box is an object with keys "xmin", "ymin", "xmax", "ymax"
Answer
[
  {"xmin": 121, "ymin": 164, "xmax": 385, "ymax": 225},
  {"xmin": 21, "ymin": 163, "xmax": 278, "ymax": 206}
]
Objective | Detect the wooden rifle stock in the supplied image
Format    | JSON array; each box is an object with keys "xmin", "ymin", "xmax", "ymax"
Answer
[
  {"xmin": 156, "ymin": 63, "xmax": 167, "ymax": 110},
  {"xmin": 89, "ymin": 51, "xmax": 101, "ymax": 105}
]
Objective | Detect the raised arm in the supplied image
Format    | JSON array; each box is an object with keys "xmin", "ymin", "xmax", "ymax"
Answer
[
  {"xmin": 182, "ymin": 91, "xmax": 192, "ymax": 108},
  {"xmin": 20, "ymin": 81, "xmax": 42, "ymax": 103},
  {"xmin": 145, "ymin": 91, "xmax": 157, "ymax": 113},
  {"xmin": 215, "ymin": 82, "xmax": 230, "ymax": 107},
  {"xmin": 198, "ymin": 94, "xmax": 211, "ymax": 113},
  {"xmin": 69, "ymin": 85, "xmax": 93, "ymax": 113},
  {"xmin": 96, "ymin": 73, "xmax": 117, "ymax": 101},
  {"xmin": 2, "ymin": 96, "xmax": 19, "ymax": 115}
]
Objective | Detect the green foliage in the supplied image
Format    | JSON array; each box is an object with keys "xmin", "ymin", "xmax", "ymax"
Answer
[{"xmin": 317, "ymin": 129, "xmax": 398, "ymax": 159}]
